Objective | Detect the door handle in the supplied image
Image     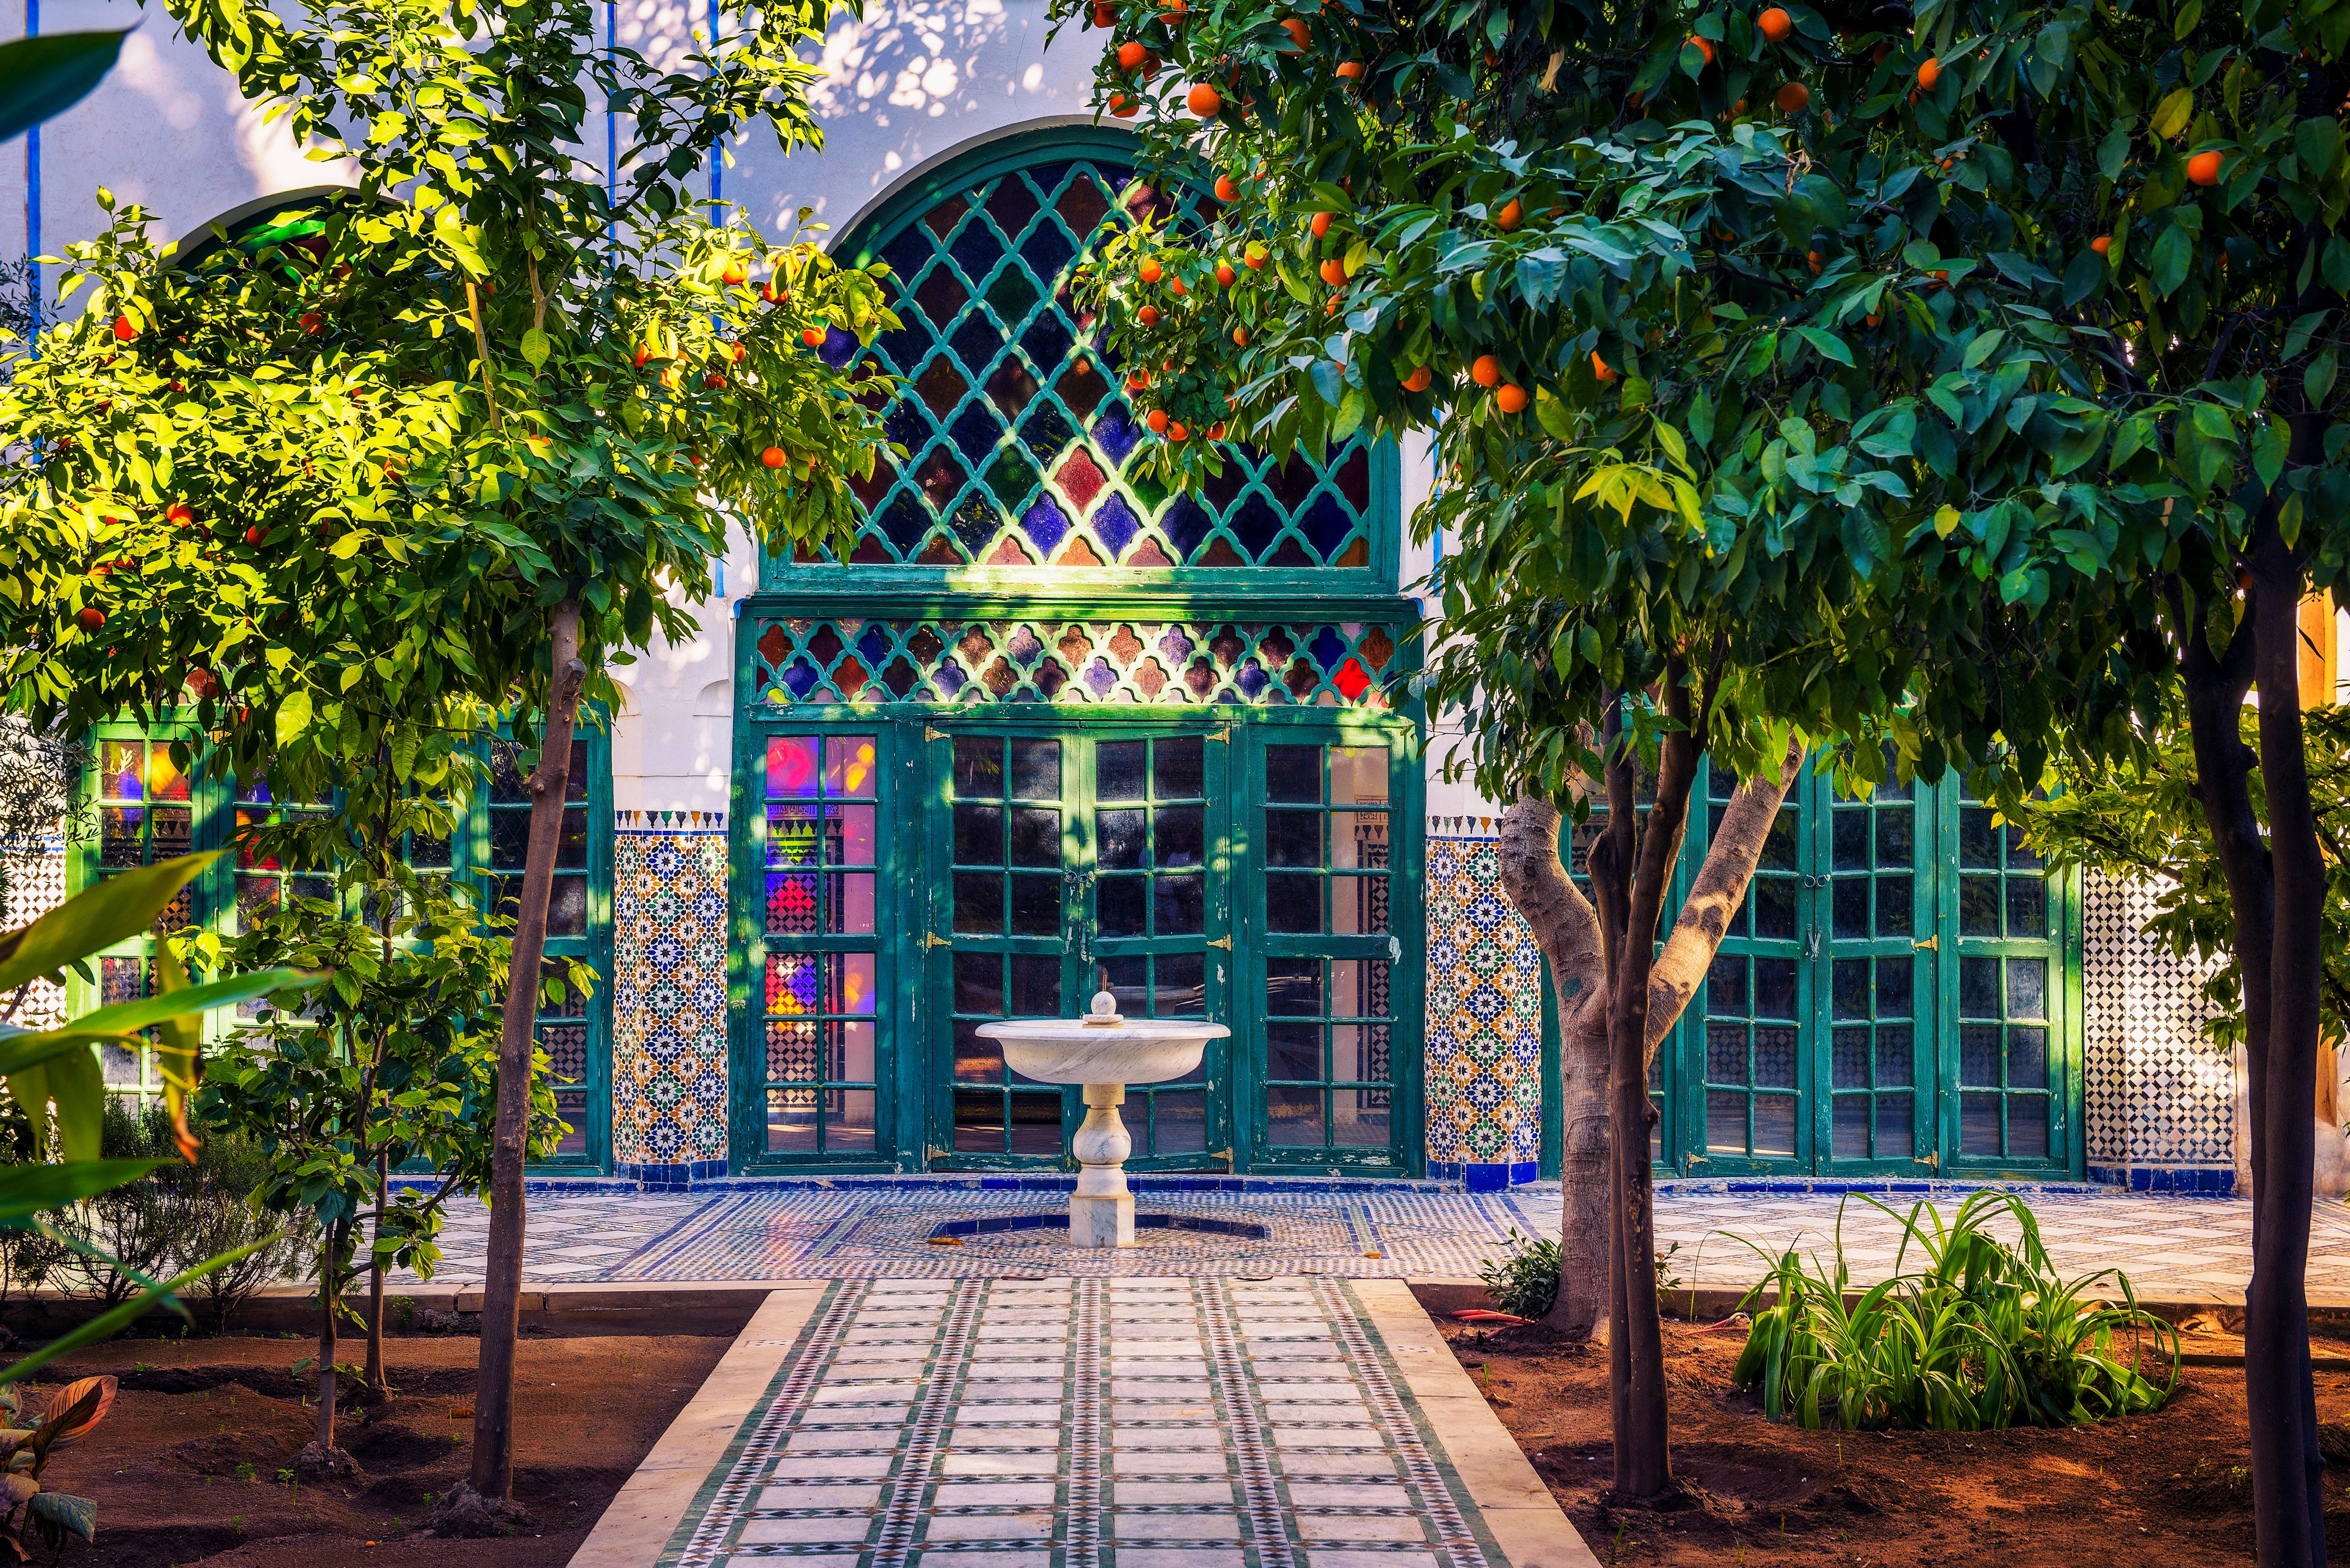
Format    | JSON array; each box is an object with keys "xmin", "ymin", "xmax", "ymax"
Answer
[
  {"xmin": 1206, "ymin": 936, "xmax": 1232, "ymax": 951},
  {"xmin": 1803, "ymin": 928, "xmax": 1820, "ymax": 960},
  {"xmin": 924, "ymin": 932, "xmax": 950, "ymax": 949},
  {"xmin": 1913, "ymin": 935, "xmax": 1939, "ymax": 952}
]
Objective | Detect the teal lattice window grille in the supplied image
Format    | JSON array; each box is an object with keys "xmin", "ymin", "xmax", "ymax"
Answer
[
  {"xmin": 782, "ymin": 131, "xmax": 1389, "ymax": 577},
  {"xmin": 751, "ymin": 618, "xmax": 1403, "ymax": 707}
]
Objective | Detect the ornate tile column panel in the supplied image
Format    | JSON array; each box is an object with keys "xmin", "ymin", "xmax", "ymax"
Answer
[
  {"xmin": 612, "ymin": 816, "xmax": 732, "ymax": 1189},
  {"xmin": 1421, "ymin": 826, "xmax": 1543, "ymax": 1190}
]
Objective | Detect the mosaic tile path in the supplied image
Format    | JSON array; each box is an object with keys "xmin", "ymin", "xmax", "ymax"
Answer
[
  {"xmin": 646, "ymin": 1274, "xmax": 1528, "ymax": 1568},
  {"xmin": 386, "ymin": 1179, "xmax": 2350, "ymax": 1304}
]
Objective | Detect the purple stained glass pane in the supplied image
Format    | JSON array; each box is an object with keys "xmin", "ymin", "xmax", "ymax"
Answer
[
  {"xmin": 934, "ymin": 660, "xmax": 969, "ymax": 696},
  {"xmin": 878, "ymin": 493, "xmax": 931, "ymax": 553},
  {"xmin": 950, "ymin": 314, "xmax": 1002, "ymax": 372},
  {"xmin": 1236, "ymin": 660, "xmax": 1269, "ymax": 699},
  {"xmin": 1230, "ymin": 493, "xmax": 1283, "ymax": 559},
  {"xmin": 1084, "ymin": 657, "xmax": 1119, "ymax": 696},
  {"xmin": 783, "ymin": 658, "xmax": 823, "ymax": 698},
  {"xmin": 1022, "ymin": 222, "xmax": 1075, "ymax": 283},
  {"xmin": 1020, "ymin": 304, "xmax": 1074, "ymax": 369},
  {"xmin": 1309, "ymin": 626, "xmax": 1348, "ymax": 670},
  {"xmin": 1095, "ymin": 406, "xmax": 1141, "ymax": 464},
  {"xmin": 1094, "ymin": 492, "xmax": 1140, "ymax": 556},
  {"xmin": 1158, "ymin": 626, "xmax": 1196, "ymax": 664},
  {"xmin": 855, "ymin": 625, "xmax": 891, "ymax": 668},
  {"xmin": 1005, "ymin": 626, "xmax": 1045, "ymax": 665},
  {"xmin": 1021, "ymin": 495, "xmax": 1071, "ymax": 552},
  {"xmin": 820, "ymin": 326, "xmax": 856, "ymax": 368},
  {"xmin": 1334, "ymin": 443, "xmax": 1372, "ymax": 509},
  {"xmin": 1162, "ymin": 495, "xmax": 1213, "ymax": 559},
  {"xmin": 950, "ymin": 221, "xmax": 1004, "ymax": 279}
]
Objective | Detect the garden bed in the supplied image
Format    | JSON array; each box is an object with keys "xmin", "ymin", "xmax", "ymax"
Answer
[
  {"xmin": 1439, "ymin": 1315, "xmax": 2350, "ymax": 1565},
  {"xmin": 1, "ymin": 1332, "xmax": 726, "ymax": 1566}
]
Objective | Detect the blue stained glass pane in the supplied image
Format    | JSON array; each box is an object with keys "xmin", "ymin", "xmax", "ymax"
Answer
[
  {"xmin": 1095, "ymin": 492, "xmax": 1141, "ymax": 557},
  {"xmin": 1019, "ymin": 310, "xmax": 1074, "ymax": 372},
  {"xmin": 950, "ymin": 314, "xmax": 1003, "ymax": 371},
  {"xmin": 1309, "ymin": 627, "xmax": 1348, "ymax": 670},
  {"xmin": 949, "ymin": 222, "xmax": 1004, "ymax": 279},
  {"xmin": 875, "ymin": 326, "xmax": 928, "ymax": 373},
  {"xmin": 1236, "ymin": 660, "xmax": 1269, "ymax": 699},
  {"xmin": 1084, "ymin": 658, "xmax": 1119, "ymax": 696},
  {"xmin": 1021, "ymin": 495, "xmax": 1071, "ymax": 552},
  {"xmin": 1018, "ymin": 402, "xmax": 1078, "ymax": 461},
  {"xmin": 880, "ymin": 228, "xmax": 929, "ymax": 278},
  {"xmin": 855, "ymin": 626, "xmax": 891, "ymax": 668},
  {"xmin": 783, "ymin": 658, "xmax": 823, "ymax": 698},
  {"xmin": 820, "ymin": 327, "xmax": 856, "ymax": 368},
  {"xmin": 884, "ymin": 400, "xmax": 932, "ymax": 448},
  {"xmin": 934, "ymin": 661, "xmax": 969, "ymax": 696},
  {"xmin": 949, "ymin": 494, "xmax": 1000, "ymax": 554},
  {"xmin": 1005, "ymin": 627, "xmax": 1045, "ymax": 664},
  {"xmin": 1095, "ymin": 406, "xmax": 1141, "ymax": 464},
  {"xmin": 1022, "ymin": 223, "xmax": 1076, "ymax": 284},
  {"xmin": 1230, "ymin": 493, "xmax": 1283, "ymax": 559},
  {"xmin": 1163, "ymin": 495, "xmax": 1214, "ymax": 557},
  {"xmin": 1304, "ymin": 492, "xmax": 1355, "ymax": 559},
  {"xmin": 879, "ymin": 493, "xmax": 932, "ymax": 553},
  {"xmin": 1159, "ymin": 626, "xmax": 1197, "ymax": 663},
  {"xmin": 950, "ymin": 404, "xmax": 1006, "ymax": 464}
]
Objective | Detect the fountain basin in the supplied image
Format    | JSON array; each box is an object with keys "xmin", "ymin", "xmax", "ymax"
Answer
[{"xmin": 976, "ymin": 998, "xmax": 1230, "ymax": 1249}]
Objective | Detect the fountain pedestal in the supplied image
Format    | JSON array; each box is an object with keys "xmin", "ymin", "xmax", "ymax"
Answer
[{"xmin": 977, "ymin": 989, "xmax": 1230, "ymax": 1249}]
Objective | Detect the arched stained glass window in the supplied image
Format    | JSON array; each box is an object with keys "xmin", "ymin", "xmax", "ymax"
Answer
[{"xmin": 791, "ymin": 130, "xmax": 1391, "ymax": 577}]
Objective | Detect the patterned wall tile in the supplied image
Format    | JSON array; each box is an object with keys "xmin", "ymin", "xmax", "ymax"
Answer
[
  {"xmin": 612, "ymin": 828, "xmax": 732, "ymax": 1170},
  {"xmin": 1422, "ymin": 831, "xmax": 1543, "ymax": 1170},
  {"xmin": 0, "ymin": 847, "xmax": 67, "ymax": 1030},
  {"xmin": 2083, "ymin": 868, "xmax": 2236, "ymax": 1169}
]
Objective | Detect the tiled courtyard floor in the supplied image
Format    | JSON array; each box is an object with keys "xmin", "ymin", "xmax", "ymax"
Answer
[
  {"xmin": 575, "ymin": 1274, "xmax": 1582, "ymax": 1568},
  {"xmin": 391, "ymin": 1178, "xmax": 2350, "ymax": 1303}
]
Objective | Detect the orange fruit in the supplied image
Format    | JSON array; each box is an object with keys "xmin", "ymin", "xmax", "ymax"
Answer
[
  {"xmin": 1403, "ymin": 365, "xmax": 1433, "ymax": 391},
  {"xmin": 1591, "ymin": 351, "xmax": 1618, "ymax": 383},
  {"xmin": 802, "ymin": 327, "xmax": 827, "ymax": 347},
  {"xmin": 1093, "ymin": 0, "xmax": 1115, "ymax": 23},
  {"xmin": 2188, "ymin": 149, "xmax": 2224, "ymax": 186},
  {"xmin": 1686, "ymin": 34, "xmax": 1714, "ymax": 64},
  {"xmin": 704, "ymin": 372, "xmax": 727, "ymax": 389},
  {"xmin": 762, "ymin": 447, "xmax": 788, "ymax": 468},
  {"xmin": 1118, "ymin": 39, "xmax": 1147, "ymax": 68},
  {"xmin": 1209, "ymin": 421, "xmax": 1228, "ymax": 440},
  {"xmin": 1496, "ymin": 199, "xmax": 1522, "ymax": 231},
  {"xmin": 1495, "ymin": 383, "xmax": 1529, "ymax": 413},
  {"xmin": 1187, "ymin": 82, "xmax": 1222, "ymax": 116},
  {"xmin": 1337, "ymin": 60, "xmax": 1364, "ymax": 79},
  {"xmin": 1244, "ymin": 244, "xmax": 1269, "ymax": 270},
  {"xmin": 1864, "ymin": 313, "xmax": 1881, "ymax": 327},
  {"xmin": 1127, "ymin": 372, "xmax": 1151, "ymax": 391},
  {"xmin": 1147, "ymin": 408, "xmax": 1171, "ymax": 433},
  {"xmin": 1917, "ymin": 56, "xmax": 1940, "ymax": 90},
  {"xmin": 1320, "ymin": 257, "xmax": 1347, "ymax": 285},
  {"xmin": 166, "ymin": 502, "xmax": 196, "ymax": 526},
  {"xmin": 1806, "ymin": 249, "xmax": 1823, "ymax": 274},
  {"xmin": 1215, "ymin": 174, "xmax": 1240, "ymax": 201},
  {"xmin": 721, "ymin": 259, "xmax": 747, "ymax": 285},
  {"xmin": 1776, "ymin": 80, "xmax": 1810, "ymax": 112},
  {"xmin": 1110, "ymin": 92, "xmax": 1140, "ymax": 117},
  {"xmin": 1758, "ymin": 7, "xmax": 1792, "ymax": 42},
  {"xmin": 76, "ymin": 607, "xmax": 104, "ymax": 632},
  {"xmin": 1471, "ymin": 354, "xmax": 1501, "ymax": 387},
  {"xmin": 1161, "ymin": 0, "xmax": 1186, "ymax": 19},
  {"xmin": 111, "ymin": 314, "xmax": 136, "ymax": 342},
  {"xmin": 1170, "ymin": 277, "xmax": 1187, "ymax": 296},
  {"xmin": 299, "ymin": 312, "xmax": 324, "ymax": 335},
  {"xmin": 2091, "ymin": 235, "xmax": 2111, "ymax": 256},
  {"xmin": 1168, "ymin": 421, "xmax": 1189, "ymax": 440},
  {"xmin": 730, "ymin": 342, "xmax": 749, "ymax": 363},
  {"xmin": 1312, "ymin": 211, "xmax": 1334, "ymax": 237},
  {"xmin": 1281, "ymin": 17, "xmax": 1308, "ymax": 50},
  {"xmin": 1138, "ymin": 305, "xmax": 1160, "ymax": 326},
  {"xmin": 1233, "ymin": 325, "xmax": 1251, "ymax": 346},
  {"xmin": 1140, "ymin": 257, "xmax": 1164, "ymax": 284},
  {"xmin": 1216, "ymin": 261, "xmax": 1238, "ymax": 286}
]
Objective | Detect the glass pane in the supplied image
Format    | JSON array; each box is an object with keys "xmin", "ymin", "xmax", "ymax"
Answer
[
  {"xmin": 556, "ymin": 808, "xmax": 588, "ymax": 869},
  {"xmin": 953, "ymin": 951, "xmax": 1002, "ymax": 1014},
  {"xmin": 1154, "ymin": 953, "xmax": 1206, "ymax": 1015},
  {"xmin": 768, "ymin": 870, "xmax": 818, "ymax": 934},
  {"xmin": 1330, "ymin": 960, "xmax": 1389, "ymax": 1018},
  {"xmin": 1331, "ymin": 875, "xmax": 1388, "ymax": 936},
  {"xmin": 1875, "ymin": 956, "xmax": 1912, "ymax": 1017},
  {"xmin": 1332, "ymin": 1089, "xmax": 1388, "ymax": 1145},
  {"xmin": 1150, "ymin": 1091, "xmax": 1206, "ymax": 1154},
  {"xmin": 1267, "ymin": 1022, "xmax": 1322, "ymax": 1079},
  {"xmin": 1959, "ymin": 807, "xmax": 1999, "ymax": 868},
  {"xmin": 1832, "ymin": 960, "xmax": 1869, "ymax": 1021},
  {"xmin": 2008, "ymin": 1025, "xmax": 2049, "ymax": 1090},
  {"xmin": 1961, "ymin": 1093, "xmax": 2004, "ymax": 1155},
  {"xmin": 1705, "ymin": 955, "xmax": 1746, "ymax": 1014},
  {"xmin": 1873, "ymin": 1025, "xmax": 1914, "ymax": 1087},
  {"xmin": 768, "ymin": 738, "xmax": 821, "ymax": 800},
  {"xmin": 954, "ymin": 737, "xmax": 1003, "ymax": 796},
  {"xmin": 2006, "ymin": 957, "xmax": 2048, "ymax": 1019},
  {"xmin": 1753, "ymin": 878, "xmax": 1797, "ymax": 940},
  {"xmin": 152, "ymin": 807, "xmax": 191, "ymax": 859},
  {"xmin": 1154, "ymin": 737, "xmax": 1204, "ymax": 799},
  {"xmin": 1960, "ymin": 1024, "xmax": 2001, "ymax": 1087},
  {"xmin": 1959, "ymin": 956, "xmax": 2000, "ymax": 1017},
  {"xmin": 1152, "ymin": 874, "xmax": 1205, "ymax": 936},
  {"xmin": 1329, "ymin": 747, "xmax": 1387, "ymax": 804},
  {"xmin": 1875, "ymin": 1095, "xmax": 1913, "ymax": 1156},
  {"xmin": 1706, "ymin": 1091, "xmax": 1748, "ymax": 1155},
  {"xmin": 1097, "ymin": 876, "xmax": 1146, "ymax": 937},
  {"xmin": 1706, "ymin": 1024, "xmax": 1748, "ymax": 1084},
  {"xmin": 1010, "ymin": 954, "xmax": 1061, "ymax": 1014},
  {"xmin": 1832, "ymin": 811, "xmax": 1868, "ymax": 870},
  {"xmin": 1009, "ymin": 808, "xmax": 1061, "ymax": 868},
  {"xmin": 100, "ymin": 741, "xmax": 145, "ymax": 801},
  {"xmin": 952, "ymin": 874, "xmax": 1002, "ymax": 933},
  {"xmin": 1753, "ymin": 1026, "xmax": 1797, "ymax": 1089},
  {"xmin": 1098, "ymin": 808, "xmax": 1147, "ymax": 870},
  {"xmin": 1833, "ymin": 1094, "xmax": 1871, "ymax": 1158},
  {"xmin": 1268, "ymin": 1085, "xmax": 1324, "ymax": 1146},
  {"xmin": 828, "ymin": 805, "xmax": 877, "ymax": 866},
  {"xmin": 955, "ymin": 804, "xmax": 1004, "ymax": 865},
  {"xmin": 1754, "ymin": 959, "xmax": 1797, "ymax": 1018},
  {"xmin": 1833, "ymin": 1027, "xmax": 1869, "ymax": 1088},
  {"xmin": 2006, "ymin": 1098, "xmax": 2049, "ymax": 1158},
  {"xmin": 547, "ymin": 876, "xmax": 588, "ymax": 936},
  {"xmin": 954, "ymin": 1088, "xmax": 1007, "ymax": 1150},
  {"xmin": 1959, "ymin": 876, "xmax": 2001, "ymax": 935},
  {"xmin": 1157, "ymin": 805, "xmax": 1204, "ymax": 869},
  {"xmin": 1331, "ymin": 813, "xmax": 1390, "ymax": 871},
  {"xmin": 1752, "ymin": 1095, "xmax": 1797, "ymax": 1158},
  {"xmin": 1008, "ymin": 1093, "xmax": 1064, "ymax": 1154},
  {"xmin": 825, "ymin": 1089, "xmax": 877, "ymax": 1151},
  {"xmin": 1876, "ymin": 808, "xmax": 1913, "ymax": 866},
  {"xmin": 100, "ymin": 807, "xmax": 142, "ymax": 867},
  {"xmin": 1265, "ymin": 873, "xmax": 1321, "ymax": 934},
  {"xmin": 145, "ymin": 744, "xmax": 190, "ymax": 802},
  {"xmin": 1264, "ymin": 747, "xmax": 1321, "ymax": 803},
  {"xmin": 767, "ymin": 1089, "xmax": 819, "ymax": 1152},
  {"xmin": 1833, "ymin": 879, "xmax": 1869, "ymax": 940},
  {"xmin": 1008, "ymin": 874, "xmax": 1061, "ymax": 936},
  {"xmin": 1096, "ymin": 740, "xmax": 1146, "ymax": 802},
  {"xmin": 1876, "ymin": 875, "xmax": 1912, "ymax": 936},
  {"xmin": 2005, "ymin": 875, "xmax": 2047, "ymax": 936},
  {"xmin": 1267, "ymin": 958, "xmax": 1322, "ymax": 1015},
  {"xmin": 1265, "ymin": 811, "xmax": 1322, "ymax": 867},
  {"xmin": 490, "ymin": 811, "xmax": 530, "ymax": 871},
  {"xmin": 824, "ymin": 736, "xmax": 879, "ymax": 797},
  {"xmin": 953, "ymin": 1024, "xmax": 1003, "ymax": 1084},
  {"xmin": 1010, "ymin": 739, "xmax": 1060, "ymax": 799}
]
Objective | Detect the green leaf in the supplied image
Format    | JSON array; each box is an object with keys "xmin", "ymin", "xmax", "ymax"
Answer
[
  {"xmin": 2252, "ymin": 416, "xmax": 2289, "ymax": 490},
  {"xmin": 2308, "ymin": 349, "xmax": 2338, "ymax": 408},
  {"xmin": 1793, "ymin": 327, "xmax": 1854, "ymax": 366},
  {"xmin": 2149, "ymin": 86, "xmax": 2195, "ymax": 141},
  {"xmin": 2097, "ymin": 121, "xmax": 2133, "ymax": 181},
  {"xmin": 0, "ymin": 1161, "xmax": 167, "ymax": 1227},
  {"xmin": 2061, "ymin": 248, "xmax": 2107, "ymax": 307},
  {"xmin": 519, "ymin": 328, "xmax": 551, "ymax": 369},
  {"xmin": 1308, "ymin": 359, "xmax": 1345, "ymax": 407},
  {"xmin": 0, "ymin": 969, "xmax": 313, "ymax": 1066},
  {"xmin": 2297, "ymin": 116, "xmax": 2342, "ymax": 181},
  {"xmin": 26, "ymin": 1492, "xmax": 93, "ymax": 1542},
  {"xmin": 2149, "ymin": 224, "xmax": 2191, "ymax": 298},
  {"xmin": 0, "ymin": 855, "xmax": 224, "ymax": 996},
  {"xmin": 0, "ymin": 31, "xmax": 128, "ymax": 144},
  {"xmin": 276, "ymin": 690, "xmax": 313, "ymax": 749},
  {"xmin": 43, "ymin": 1048, "xmax": 100, "ymax": 1163}
]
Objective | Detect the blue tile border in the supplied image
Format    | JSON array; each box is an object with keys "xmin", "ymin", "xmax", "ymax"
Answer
[
  {"xmin": 2087, "ymin": 1163, "xmax": 2237, "ymax": 1195},
  {"xmin": 477, "ymin": 1170, "xmax": 1457, "ymax": 1197},
  {"xmin": 1428, "ymin": 1160, "xmax": 1541, "ymax": 1192},
  {"xmin": 1653, "ymin": 1177, "xmax": 2121, "ymax": 1197},
  {"xmin": 617, "ymin": 1158, "xmax": 730, "ymax": 1192}
]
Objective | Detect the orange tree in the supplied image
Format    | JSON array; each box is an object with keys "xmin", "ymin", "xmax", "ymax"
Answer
[
  {"xmin": 1062, "ymin": 0, "xmax": 2347, "ymax": 1549},
  {"xmin": 0, "ymin": 0, "xmax": 895, "ymax": 1523}
]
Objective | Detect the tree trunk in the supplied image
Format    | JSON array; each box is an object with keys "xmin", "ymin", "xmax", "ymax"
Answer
[
  {"xmin": 470, "ymin": 598, "xmax": 588, "ymax": 1501},
  {"xmin": 1496, "ymin": 798, "xmax": 1610, "ymax": 1338},
  {"xmin": 315, "ymin": 1220, "xmax": 344, "ymax": 1453},
  {"xmin": 366, "ymin": 1154, "xmax": 388, "ymax": 1395},
  {"xmin": 2246, "ymin": 528, "xmax": 2327, "ymax": 1568}
]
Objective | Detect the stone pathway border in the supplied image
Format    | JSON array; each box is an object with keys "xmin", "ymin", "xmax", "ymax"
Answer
[{"xmin": 572, "ymin": 1277, "xmax": 1600, "ymax": 1568}]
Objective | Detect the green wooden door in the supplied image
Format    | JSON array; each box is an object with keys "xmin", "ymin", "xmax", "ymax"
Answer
[
  {"xmin": 923, "ymin": 720, "xmax": 1232, "ymax": 1169},
  {"xmin": 1678, "ymin": 762, "xmax": 2077, "ymax": 1178}
]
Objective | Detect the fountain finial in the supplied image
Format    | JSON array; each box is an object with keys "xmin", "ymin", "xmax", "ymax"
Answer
[{"xmin": 1084, "ymin": 985, "xmax": 1122, "ymax": 1027}]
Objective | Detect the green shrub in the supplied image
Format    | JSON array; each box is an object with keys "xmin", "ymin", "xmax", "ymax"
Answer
[
  {"xmin": 1731, "ymin": 1191, "xmax": 2178, "ymax": 1431},
  {"xmin": 1478, "ymin": 1229, "xmax": 1561, "ymax": 1319},
  {"xmin": 46, "ymin": 1100, "xmax": 187, "ymax": 1309}
]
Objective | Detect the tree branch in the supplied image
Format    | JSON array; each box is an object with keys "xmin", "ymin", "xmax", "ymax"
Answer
[{"xmin": 1646, "ymin": 732, "xmax": 1803, "ymax": 1052}]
